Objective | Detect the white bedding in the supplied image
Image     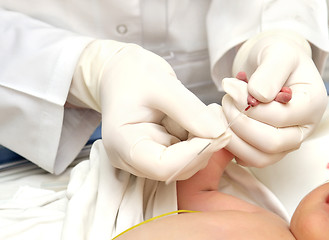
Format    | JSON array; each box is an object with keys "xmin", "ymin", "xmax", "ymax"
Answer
[
  {"xmin": 0, "ymin": 99, "xmax": 328, "ymax": 239},
  {"xmin": 0, "ymin": 162, "xmax": 70, "ymax": 240},
  {"xmin": 0, "ymin": 142, "xmax": 178, "ymax": 240}
]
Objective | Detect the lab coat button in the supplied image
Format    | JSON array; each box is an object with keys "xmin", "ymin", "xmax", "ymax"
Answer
[{"xmin": 116, "ymin": 24, "xmax": 128, "ymax": 34}]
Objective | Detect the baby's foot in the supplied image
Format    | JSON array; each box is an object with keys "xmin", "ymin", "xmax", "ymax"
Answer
[{"xmin": 235, "ymin": 71, "xmax": 292, "ymax": 106}]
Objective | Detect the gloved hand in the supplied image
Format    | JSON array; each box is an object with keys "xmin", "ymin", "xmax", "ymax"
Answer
[
  {"xmin": 68, "ymin": 40, "xmax": 231, "ymax": 181},
  {"xmin": 222, "ymin": 30, "xmax": 328, "ymax": 167}
]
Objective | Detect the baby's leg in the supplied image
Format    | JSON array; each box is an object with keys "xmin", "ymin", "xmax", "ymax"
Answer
[
  {"xmin": 177, "ymin": 149, "xmax": 263, "ymax": 213},
  {"xmin": 177, "ymin": 149, "xmax": 232, "ymax": 206}
]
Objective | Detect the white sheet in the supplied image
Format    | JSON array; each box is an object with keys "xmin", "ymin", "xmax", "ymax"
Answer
[
  {"xmin": 0, "ymin": 163, "xmax": 71, "ymax": 240},
  {"xmin": 0, "ymin": 142, "xmax": 178, "ymax": 240},
  {"xmin": 62, "ymin": 141, "xmax": 177, "ymax": 239}
]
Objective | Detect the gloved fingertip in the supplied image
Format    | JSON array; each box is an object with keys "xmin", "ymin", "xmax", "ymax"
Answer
[
  {"xmin": 184, "ymin": 103, "xmax": 226, "ymax": 138},
  {"xmin": 222, "ymin": 77, "xmax": 249, "ymax": 98},
  {"xmin": 204, "ymin": 103, "xmax": 229, "ymax": 138},
  {"xmin": 248, "ymin": 85, "xmax": 275, "ymax": 103},
  {"xmin": 222, "ymin": 77, "xmax": 240, "ymax": 90}
]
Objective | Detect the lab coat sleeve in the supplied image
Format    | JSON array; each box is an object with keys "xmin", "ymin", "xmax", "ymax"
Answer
[
  {"xmin": 0, "ymin": 8, "xmax": 101, "ymax": 174},
  {"xmin": 207, "ymin": 0, "xmax": 329, "ymax": 90}
]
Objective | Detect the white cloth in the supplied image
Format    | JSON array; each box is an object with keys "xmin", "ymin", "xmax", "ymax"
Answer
[
  {"xmin": 0, "ymin": 0, "xmax": 328, "ymax": 174},
  {"xmin": 0, "ymin": 141, "xmax": 178, "ymax": 240},
  {"xmin": 0, "ymin": 163, "xmax": 71, "ymax": 240},
  {"xmin": 62, "ymin": 140, "xmax": 177, "ymax": 239}
]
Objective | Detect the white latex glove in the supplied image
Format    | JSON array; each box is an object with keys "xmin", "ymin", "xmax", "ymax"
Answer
[
  {"xmin": 222, "ymin": 30, "xmax": 328, "ymax": 167},
  {"xmin": 68, "ymin": 40, "xmax": 231, "ymax": 181}
]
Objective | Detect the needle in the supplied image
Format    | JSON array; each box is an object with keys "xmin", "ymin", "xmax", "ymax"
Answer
[
  {"xmin": 165, "ymin": 105, "xmax": 252, "ymax": 184},
  {"xmin": 227, "ymin": 105, "xmax": 251, "ymax": 129}
]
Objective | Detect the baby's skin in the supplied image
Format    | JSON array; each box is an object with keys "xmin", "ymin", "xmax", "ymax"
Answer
[
  {"xmin": 290, "ymin": 181, "xmax": 329, "ymax": 239},
  {"xmin": 235, "ymin": 71, "xmax": 292, "ymax": 106},
  {"xmin": 177, "ymin": 149, "xmax": 329, "ymax": 240}
]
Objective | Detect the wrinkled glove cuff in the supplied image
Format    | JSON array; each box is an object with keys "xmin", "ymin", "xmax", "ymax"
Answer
[{"xmin": 68, "ymin": 40, "xmax": 129, "ymax": 112}]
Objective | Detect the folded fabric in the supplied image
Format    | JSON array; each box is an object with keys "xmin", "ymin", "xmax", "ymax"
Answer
[
  {"xmin": 62, "ymin": 140, "xmax": 177, "ymax": 240},
  {"xmin": 0, "ymin": 165, "xmax": 71, "ymax": 240}
]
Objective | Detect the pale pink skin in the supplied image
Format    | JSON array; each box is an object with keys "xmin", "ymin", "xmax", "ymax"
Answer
[
  {"xmin": 290, "ymin": 182, "xmax": 329, "ymax": 240},
  {"xmin": 177, "ymin": 149, "xmax": 329, "ymax": 240}
]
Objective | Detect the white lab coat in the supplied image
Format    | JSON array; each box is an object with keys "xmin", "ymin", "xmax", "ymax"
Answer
[{"xmin": 0, "ymin": 0, "xmax": 328, "ymax": 174}]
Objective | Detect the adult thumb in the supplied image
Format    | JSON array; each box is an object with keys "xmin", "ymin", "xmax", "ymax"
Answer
[{"xmin": 248, "ymin": 42, "xmax": 297, "ymax": 103}]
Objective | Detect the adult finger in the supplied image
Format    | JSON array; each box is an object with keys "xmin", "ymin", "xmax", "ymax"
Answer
[
  {"xmin": 161, "ymin": 115, "xmax": 188, "ymax": 141},
  {"xmin": 225, "ymin": 129, "xmax": 290, "ymax": 168},
  {"xmin": 222, "ymin": 94, "xmax": 304, "ymax": 153},
  {"xmin": 236, "ymin": 71, "xmax": 292, "ymax": 105},
  {"xmin": 150, "ymin": 75, "xmax": 228, "ymax": 139},
  {"xmin": 248, "ymin": 42, "xmax": 297, "ymax": 103},
  {"xmin": 107, "ymin": 121, "xmax": 231, "ymax": 181}
]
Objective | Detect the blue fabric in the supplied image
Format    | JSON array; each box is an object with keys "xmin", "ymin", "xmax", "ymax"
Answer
[
  {"xmin": 0, "ymin": 124, "xmax": 102, "ymax": 165},
  {"xmin": 325, "ymin": 82, "xmax": 329, "ymax": 94},
  {"xmin": 0, "ymin": 146, "xmax": 22, "ymax": 164},
  {"xmin": 87, "ymin": 124, "xmax": 102, "ymax": 145}
]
